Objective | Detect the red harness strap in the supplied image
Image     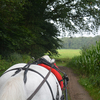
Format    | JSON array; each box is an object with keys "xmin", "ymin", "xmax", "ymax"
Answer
[{"xmin": 38, "ymin": 63, "xmax": 63, "ymax": 89}]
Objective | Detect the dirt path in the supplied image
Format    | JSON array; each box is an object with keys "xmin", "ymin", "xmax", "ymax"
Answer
[{"xmin": 59, "ymin": 66, "xmax": 93, "ymax": 100}]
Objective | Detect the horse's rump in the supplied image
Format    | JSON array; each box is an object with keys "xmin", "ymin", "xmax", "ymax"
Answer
[{"xmin": 0, "ymin": 63, "xmax": 62, "ymax": 100}]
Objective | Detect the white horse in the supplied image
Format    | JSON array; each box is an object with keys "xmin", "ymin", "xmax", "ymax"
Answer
[{"xmin": 0, "ymin": 55, "xmax": 62, "ymax": 100}]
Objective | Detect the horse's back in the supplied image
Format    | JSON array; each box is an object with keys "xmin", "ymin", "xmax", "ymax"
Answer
[
  {"xmin": 0, "ymin": 63, "xmax": 62, "ymax": 100},
  {"xmin": 26, "ymin": 64, "xmax": 62, "ymax": 100},
  {"xmin": 0, "ymin": 63, "xmax": 26, "ymax": 87}
]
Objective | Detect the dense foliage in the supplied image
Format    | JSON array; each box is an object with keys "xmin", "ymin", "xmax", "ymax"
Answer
[
  {"xmin": 64, "ymin": 42, "xmax": 100, "ymax": 99},
  {"xmin": 0, "ymin": 53, "xmax": 31, "ymax": 76},
  {"xmin": 60, "ymin": 36, "xmax": 100, "ymax": 49},
  {"xmin": 0, "ymin": 0, "xmax": 100, "ymax": 58},
  {"xmin": 0, "ymin": 0, "xmax": 62, "ymax": 58},
  {"xmin": 70, "ymin": 41, "xmax": 100, "ymax": 87}
]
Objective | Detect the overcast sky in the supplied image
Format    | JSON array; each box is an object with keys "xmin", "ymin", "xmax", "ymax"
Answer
[{"xmin": 58, "ymin": 26, "xmax": 100, "ymax": 38}]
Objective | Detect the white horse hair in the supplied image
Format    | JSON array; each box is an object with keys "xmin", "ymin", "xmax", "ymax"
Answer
[
  {"xmin": 0, "ymin": 74, "xmax": 26, "ymax": 100},
  {"xmin": 0, "ymin": 55, "xmax": 62, "ymax": 100}
]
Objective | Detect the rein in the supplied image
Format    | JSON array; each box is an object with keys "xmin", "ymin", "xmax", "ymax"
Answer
[{"xmin": 27, "ymin": 66, "xmax": 52, "ymax": 100}]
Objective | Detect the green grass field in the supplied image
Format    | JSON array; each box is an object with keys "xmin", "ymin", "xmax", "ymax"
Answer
[
  {"xmin": 55, "ymin": 49, "xmax": 81, "ymax": 58},
  {"xmin": 52, "ymin": 49, "xmax": 81, "ymax": 66},
  {"xmin": 58, "ymin": 49, "xmax": 80, "ymax": 58}
]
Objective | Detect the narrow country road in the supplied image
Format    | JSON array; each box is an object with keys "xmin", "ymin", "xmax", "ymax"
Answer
[{"xmin": 59, "ymin": 66, "xmax": 93, "ymax": 100}]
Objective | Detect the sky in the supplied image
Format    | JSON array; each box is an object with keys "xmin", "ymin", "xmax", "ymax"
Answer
[
  {"xmin": 74, "ymin": 27, "xmax": 100, "ymax": 37},
  {"xmin": 58, "ymin": 32, "xmax": 100, "ymax": 38},
  {"xmin": 59, "ymin": 26, "xmax": 100, "ymax": 38},
  {"xmin": 73, "ymin": 32, "xmax": 100, "ymax": 37},
  {"xmin": 51, "ymin": 19, "xmax": 100, "ymax": 38}
]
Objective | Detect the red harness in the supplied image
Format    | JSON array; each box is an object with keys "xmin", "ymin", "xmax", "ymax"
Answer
[{"xmin": 38, "ymin": 63, "xmax": 63, "ymax": 89}]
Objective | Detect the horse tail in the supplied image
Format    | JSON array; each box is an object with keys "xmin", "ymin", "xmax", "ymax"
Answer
[{"xmin": 0, "ymin": 74, "xmax": 27, "ymax": 100}]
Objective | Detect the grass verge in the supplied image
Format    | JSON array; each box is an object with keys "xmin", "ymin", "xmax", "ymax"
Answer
[
  {"xmin": 66, "ymin": 57, "xmax": 100, "ymax": 100},
  {"xmin": 79, "ymin": 77, "xmax": 100, "ymax": 100}
]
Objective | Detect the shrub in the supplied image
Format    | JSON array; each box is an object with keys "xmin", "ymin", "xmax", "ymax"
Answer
[
  {"xmin": 0, "ymin": 53, "xmax": 31, "ymax": 76},
  {"xmin": 74, "ymin": 41, "xmax": 100, "ymax": 87}
]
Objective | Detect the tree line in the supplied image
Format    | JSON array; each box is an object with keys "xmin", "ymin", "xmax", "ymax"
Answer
[{"xmin": 60, "ymin": 36, "xmax": 100, "ymax": 49}]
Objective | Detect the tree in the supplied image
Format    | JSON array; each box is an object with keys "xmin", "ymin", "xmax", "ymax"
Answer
[
  {"xmin": 60, "ymin": 36, "xmax": 100, "ymax": 49},
  {"xmin": 44, "ymin": 0, "xmax": 100, "ymax": 36},
  {"xmin": 0, "ymin": 0, "xmax": 62, "ymax": 58},
  {"xmin": 0, "ymin": 0, "xmax": 100, "ymax": 58}
]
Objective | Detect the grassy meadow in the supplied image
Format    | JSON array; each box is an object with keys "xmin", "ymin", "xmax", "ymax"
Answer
[
  {"xmin": 57, "ymin": 49, "xmax": 81, "ymax": 58},
  {"xmin": 53, "ymin": 49, "xmax": 80, "ymax": 66}
]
